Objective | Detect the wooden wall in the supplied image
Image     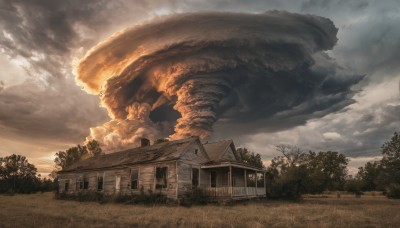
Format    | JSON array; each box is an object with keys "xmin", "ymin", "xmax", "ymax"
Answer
[
  {"xmin": 220, "ymin": 146, "xmax": 237, "ymax": 161},
  {"xmin": 58, "ymin": 160, "xmax": 178, "ymax": 200},
  {"xmin": 177, "ymin": 142, "xmax": 209, "ymax": 196}
]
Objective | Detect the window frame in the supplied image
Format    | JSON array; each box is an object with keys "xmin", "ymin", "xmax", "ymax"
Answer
[
  {"xmin": 192, "ymin": 168, "xmax": 199, "ymax": 188},
  {"xmin": 64, "ymin": 179, "xmax": 69, "ymax": 192},
  {"xmin": 97, "ymin": 172, "xmax": 104, "ymax": 191},
  {"xmin": 130, "ymin": 168, "xmax": 139, "ymax": 190},
  {"xmin": 77, "ymin": 174, "xmax": 89, "ymax": 190},
  {"xmin": 210, "ymin": 171, "xmax": 217, "ymax": 187},
  {"xmin": 155, "ymin": 167, "xmax": 168, "ymax": 189}
]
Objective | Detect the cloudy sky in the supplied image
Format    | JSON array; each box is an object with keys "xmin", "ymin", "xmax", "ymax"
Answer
[{"xmin": 0, "ymin": 0, "xmax": 399, "ymax": 175}]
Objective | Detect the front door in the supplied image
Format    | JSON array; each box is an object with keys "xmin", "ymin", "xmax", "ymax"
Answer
[{"xmin": 210, "ymin": 171, "xmax": 217, "ymax": 187}]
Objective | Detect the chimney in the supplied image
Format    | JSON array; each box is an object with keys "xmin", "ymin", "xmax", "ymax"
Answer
[{"xmin": 140, "ymin": 138, "xmax": 150, "ymax": 147}]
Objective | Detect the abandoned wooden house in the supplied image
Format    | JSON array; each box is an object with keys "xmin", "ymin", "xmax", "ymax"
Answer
[{"xmin": 57, "ymin": 137, "xmax": 266, "ymax": 201}]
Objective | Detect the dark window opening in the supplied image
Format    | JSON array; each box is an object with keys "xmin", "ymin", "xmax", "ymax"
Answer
[
  {"xmin": 194, "ymin": 149, "xmax": 198, "ymax": 155},
  {"xmin": 210, "ymin": 171, "xmax": 217, "ymax": 187},
  {"xmin": 77, "ymin": 175, "xmax": 89, "ymax": 190},
  {"xmin": 64, "ymin": 180, "xmax": 69, "ymax": 192},
  {"xmin": 192, "ymin": 168, "xmax": 199, "ymax": 188},
  {"xmin": 76, "ymin": 176, "xmax": 89, "ymax": 189},
  {"xmin": 97, "ymin": 173, "xmax": 104, "ymax": 191},
  {"xmin": 257, "ymin": 173, "xmax": 264, "ymax": 187},
  {"xmin": 246, "ymin": 172, "xmax": 256, "ymax": 187},
  {"xmin": 131, "ymin": 169, "xmax": 139, "ymax": 190},
  {"xmin": 156, "ymin": 167, "xmax": 168, "ymax": 189}
]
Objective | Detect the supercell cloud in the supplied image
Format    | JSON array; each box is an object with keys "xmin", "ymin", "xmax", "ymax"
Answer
[{"xmin": 76, "ymin": 11, "xmax": 363, "ymax": 151}]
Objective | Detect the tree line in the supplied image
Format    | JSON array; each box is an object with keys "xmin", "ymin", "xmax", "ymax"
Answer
[
  {"xmin": 1, "ymin": 133, "xmax": 399, "ymax": 199},
  {"xmin": 0, "ymin": 140, "xmax": 102, "ymax": 194}
]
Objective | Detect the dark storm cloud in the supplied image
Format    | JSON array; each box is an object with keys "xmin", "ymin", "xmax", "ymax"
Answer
[
  {"xmin": 0, "ymin": 79, "xmax": 108, "ymax": 142},
  {"xmin": 77, "ymin": 11, "xmax": 362, "ymax": 149},
  {"xmin": 0, "ymin": 0, "xmax": 120, "ymax": 142}
]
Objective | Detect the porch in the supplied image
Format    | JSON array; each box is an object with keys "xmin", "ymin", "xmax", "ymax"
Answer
[{"xmin": 201, "ymin": 162, "xmax": 266, "ymax": 199}]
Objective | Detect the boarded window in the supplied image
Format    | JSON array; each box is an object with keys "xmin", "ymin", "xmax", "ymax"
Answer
[
  {"xmin": 97, "ymin": 173, "xmax": 104, "ymax": 191},
  {"xmin": 192, "ymin": 168, "xmax": 199, "ymax": 188},
  {"xmin": 131, "ymin": 169, "xmax": 139, "ymax": 190},
  {"xmin": 210, "ymin": 171, "xmax": 217, "ymax": 187},
  {"xmin": 64, "ymin": 180, "xmax": 69, "ymax": 192},
  {"xmin": 155, "ymin": 167, "xmax": 168, "ymax": 189}
]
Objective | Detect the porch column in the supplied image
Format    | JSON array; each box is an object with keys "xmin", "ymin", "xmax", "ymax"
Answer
[
  {"xmin": 244, "ymin": 169, "xmax": 247, "ymax": 196},
  {"xmin": 255, "ymin": 171, "xmax": 258, "ymax": 196},
  {"xmin": 229, "ymin": 166, "xmax": 232, "ymax": 198}
]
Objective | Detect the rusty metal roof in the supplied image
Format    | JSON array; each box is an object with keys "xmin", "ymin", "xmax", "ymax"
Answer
[{"xmin": 59, "ymin": 137, "xmax": 199, "ymax": 173}]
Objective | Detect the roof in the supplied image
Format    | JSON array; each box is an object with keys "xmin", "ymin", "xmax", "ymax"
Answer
[
  {"xmin": 59, "ymin": 137, "xmax": 199, "ymax": 173},
  {"xmin": 202, "ymin": 139, "xmax": 235, "ymax": 161}
]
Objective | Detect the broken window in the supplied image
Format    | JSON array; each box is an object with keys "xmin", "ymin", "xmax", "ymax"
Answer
[
  {"xmin": 97, "ymin": 172, "xmax": 104, "ymax": 191},
  {"xmin": 192, "ymin": 168, "xmax": 199, "ymax": 188},
  {"xmin": 155, "ymin": 167, "xmax": 168, "ymax": 189},
  {"xmin": 210, "ymin": 171, "xmax": 217, "ymax": 187},
  {"xmin": 77, "ymin": 174, "xmax": 89, "ymax": 190},
  {"xmin": 131, "ymin": 169, "xmax": 139, "ymax": 190}
]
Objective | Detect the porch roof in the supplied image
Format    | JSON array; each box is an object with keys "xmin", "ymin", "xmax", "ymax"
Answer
[{"xmin": 201, "ymin": 160, "xmax": 265, "ymax": 172}]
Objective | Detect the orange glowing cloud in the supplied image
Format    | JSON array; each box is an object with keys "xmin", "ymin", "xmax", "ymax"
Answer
[{"xmin": 76, "ymin": 12, "xmax": 362, "ymax": 151}]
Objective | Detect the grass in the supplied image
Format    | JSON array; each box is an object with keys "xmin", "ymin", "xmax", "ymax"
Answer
[{"xmin": 0, "ymin": 192, "xmax": 399, "ymax": 227}]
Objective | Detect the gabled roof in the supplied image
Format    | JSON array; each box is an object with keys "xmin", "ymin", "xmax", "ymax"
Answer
[
  {"xmin": 59, "ymin": 137, "xmax": 199, "ymax": 173},
  {"xmin": 202, "ymin": 139, "xmax": 237, "ymax": 162}
]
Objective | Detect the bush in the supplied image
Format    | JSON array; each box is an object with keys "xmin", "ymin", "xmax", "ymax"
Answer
[
  {"xmin": 344, "ymin": 179, "xmax": 364, "ymax": 197},
  {"xmin": 180, "ymin": 188, "xmax": 208, "ymax": 207},
  {"xmin": 386, "ymin": 184, "xmax": 400, "ymax": 199}
]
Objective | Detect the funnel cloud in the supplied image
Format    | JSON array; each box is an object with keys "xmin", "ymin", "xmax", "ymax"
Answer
[{"xmin": 77, "ymin": 11, "xmax": 362, "ymax": 151}]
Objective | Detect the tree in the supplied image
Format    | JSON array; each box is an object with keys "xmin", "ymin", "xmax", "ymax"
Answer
[
  {"xmin": 266, "ymin": 145, "xmax": 308, "ymax": 200},
  {"xmin": 54, "ymin": 140, "xmax": 104, "ymax": 171},
  {"xmin": 236, "ymin": 147, "xmax": 264, "ymax": 168},
  {"xmin": 0, "ymin": 154, "xmax": 40, "ymax": 193},
  {"xmin": 378, "ymin": 132, "xmax": 400, "ymax": 187},
  {"xmin": 54, "ymin": 144, "xmax": 89, "ymax": 170},
  {"xmin": 357, "ymin": 161, "xmax": 381, "ymax": 191},
  {"xmin": 86, "ymin": 140, "xmax": 102, "ymax": 156},
  {"xmin": 305, "ymin": 151, "xmax": 349, "ymax": 191}
]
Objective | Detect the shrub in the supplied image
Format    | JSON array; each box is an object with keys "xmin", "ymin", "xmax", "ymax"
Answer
[
  {"xmin": 386, "ymin": 184, "xmax": 400, "ymax": 199},
  {"xmin": 344, "ymin": 179, "xmax": 364, "ymax": 197},
  {"xmin": 180, "ymin": 188, "xmax": 208, "ymax": 207}
]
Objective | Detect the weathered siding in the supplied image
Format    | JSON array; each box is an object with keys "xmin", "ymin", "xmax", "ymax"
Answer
[
  {"xmin": 177, "ymin": 142, "xmax": 209, "ymax": 196},
  {"xmin": 58, "ymin": 160, "xmax": 178, "ymax": 200},
  {"xmin": 220, "ymin": 146, "xmax": 237, "ymax": 161}
]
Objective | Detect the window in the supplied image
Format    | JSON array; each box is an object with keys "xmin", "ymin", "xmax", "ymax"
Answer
[
  {"xmin": 246, "ymin": 172, "xmax": 256, "ymax": 187},
  {"xmin": 77, "ymin": 174, "xmax": 89, "ymax": 190},
  {"xmin": 64, "ymin": 180, "xmax": 69, "ymax": 192},
  {"xmin": 97, "ymin": 172, "xmax": 104, "ymax": 191},
  {"xmin": 210, "ymin": 171, "xmax": 217, "ymax": 187},
  {"xmin": 194, "ymin": 149, "xmax": 198, "ymax": 155},
  {"xmin": 257, "ymin": 172, "xmax": 264, "ymax": 187},
  {"xmin": 155, "ymin": 167, "xmax": 168, "ymax": 189},
  {"xmin": 192, "ymin": 168, "xmax": 199, "ymax": 188},
  {"xmin": 131, "ymin": 169, "xmax": 139, "ymax": 190}
]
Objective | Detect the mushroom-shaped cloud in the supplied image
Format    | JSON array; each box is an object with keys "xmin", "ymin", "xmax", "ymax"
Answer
[{"xmin": 76, "ymin": 11, "xmax": 362, "ymax": 151}]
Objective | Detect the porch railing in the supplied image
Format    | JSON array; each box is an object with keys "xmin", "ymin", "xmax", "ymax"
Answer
[{"xmin": 203, "ymin": 187, "xmax": 265, "ymax": 197}]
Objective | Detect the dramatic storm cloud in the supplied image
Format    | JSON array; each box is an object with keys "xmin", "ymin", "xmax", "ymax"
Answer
[{"xmin": 77, "ymin": 11, "xmax": 362, "ymax": 150}]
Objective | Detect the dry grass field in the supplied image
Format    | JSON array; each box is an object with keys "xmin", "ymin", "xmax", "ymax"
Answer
[{"xmin": 0, "ymin": 192, "xmax": 399, "ymax": 228}]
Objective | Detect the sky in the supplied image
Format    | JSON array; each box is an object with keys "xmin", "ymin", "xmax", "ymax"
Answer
[{"xmin": 0, "ymin": 0, "xmax": 399, "ymax": 176}]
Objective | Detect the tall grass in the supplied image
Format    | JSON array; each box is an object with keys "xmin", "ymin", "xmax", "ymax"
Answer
[{"xmin": 0, "ymin": 192, "xmax": 399, "ymax": 227}]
